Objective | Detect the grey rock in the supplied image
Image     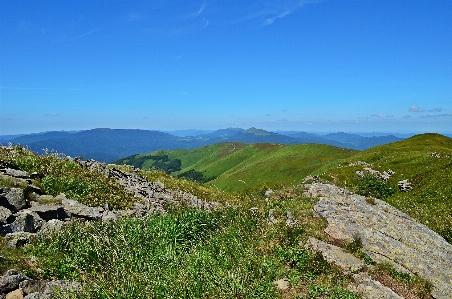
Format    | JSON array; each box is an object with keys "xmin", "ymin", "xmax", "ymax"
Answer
[
  {"xmin": 0, "ymin": 207, "xmax": 12, "ymax": 225},
  {"xmin": 267, "ymin": 209, "xmax": 277, "ymax": 224},
  {"xmin": 2, "ymin": 169, "xmax": 29, "ymax": 179},
  {"xmin": 101, "ymin": 210, "xmax": 117, "ymax": 222},
  {"xmin": 25, "ymin": 205, "xmax": 67, "ymax": 221},
  {"xmin": 19, "ymin": 280, "xmax": 46, "ymax": 295},
  {"xmin": 37, "ymin": 219, "xmax": 65, "ymax": 236},
  {"xmin": 397, "ymin": 179, "xmax": 412, "ymax": 192},
  {"xmin": 305, "ymin": 182, "xmax": 452, "ymax": 299},
  {"xmin": 62, "ymin": 198, "xmax": 101, "ymax": 220},
  {"xmin": 43, "ymin": 280, "xmax": 81, "ymax": 295},
  {"xmin": 5, "ymin": 232, "xmax": 36, "ymax": 248},
  {"xmin": 350, "ymin": 272, "xmax": 403, "ymax": 299},
  {"xmin": 24, "ymin": 293, "xmax": 50, "ymax": 299},
  {"xmin": 0, "ymin": 269, "xmax": 30, "ymax": 293},
  {"xmin": 77, "ymin": 159, "xmax": 220, "ymax": 213},
  {"xmin": 305, "ymin": 237, "xmax": 365, "ymax": 275},
  {"xmin": 1, "ymin": 212, "xmax": 42, "ymax": 234},
  {"xmin": 273, "ymin": 278, "xmax": 290, "ymax": 290},
  {"xmin": 0, "ymin": 188, "xmax": 26, "ymax": 212}
]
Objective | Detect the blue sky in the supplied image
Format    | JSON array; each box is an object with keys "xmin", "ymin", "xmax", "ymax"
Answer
[{"xmin": 1, "ymin": 0, "xmax": 451, "ymax": 135}]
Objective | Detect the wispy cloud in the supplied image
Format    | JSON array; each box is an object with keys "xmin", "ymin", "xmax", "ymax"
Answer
[
  {"xmin": 70, "ymin": 28, "xmax": 99, "ymax": 41},
  {"xmin": 419, "ymin": 113, "xmax": 452, "ymax": 118},
  {"xmin": 263, "ymin": 10, "xmax": 292, "ymax": 26},
  {"xmin": 371, "ymin": 113, "xmax": 393, "ymax": 118},
  {"xmin": 409, "ymin": 105, "xmax": 424, "ymax": 112},
  {"xmin": 45, "ymin": 113, "xmax": 60, "ymax": 117},
  {"xmin": 428, "ymin": 108, "xmax": 444, "ymax": 112},
  {"xmin": 188, "ymin": 3, "xmax": 207, "ymax": 18}
]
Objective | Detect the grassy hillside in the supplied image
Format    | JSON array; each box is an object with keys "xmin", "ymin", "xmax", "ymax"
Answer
[
  {"xmin": 207, "ymin": 143, "xmax": 357, "ymax": 192},
  {"xmin": 1, "ymin": 145, "xmax": 368, "ymax": 298},
  {"xmin": 315, "ymin": 133, "xmax": 452, "ymax": 242},
  {"xmin": 119, "ymin": 143, "xmax": 358, "ymax": 193}
]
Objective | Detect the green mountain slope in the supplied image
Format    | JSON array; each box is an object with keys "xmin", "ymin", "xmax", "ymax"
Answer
[
  {"xmin": 316, "ymin": 133, "xmax": 452, "ymax": 242},
  {"xmin": 117, "ymin": 143, "xmax": 358, "ymax": 192}
]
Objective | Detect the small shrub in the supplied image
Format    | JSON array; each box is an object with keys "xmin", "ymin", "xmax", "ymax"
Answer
[{"xmin": 357, "ymin": 175, "xmax": 395, "ymax": 199}]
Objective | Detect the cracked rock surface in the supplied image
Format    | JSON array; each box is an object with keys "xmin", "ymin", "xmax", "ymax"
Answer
[{"xmin": 305, "ymin": 182, "xmax": 452, "ymax": 299}]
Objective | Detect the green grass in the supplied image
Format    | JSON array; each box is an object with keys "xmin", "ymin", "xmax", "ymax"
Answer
[
  {"xmin": 0, "ymin": 145, "xmax": 137, "ymax": 210},
  {"xmin": 118, "ymin": 143, "xmax": 358, "ymax": 193},
  {"xmin": 26, "ymin": 189, "xmax": 358, "ymax": 298}
]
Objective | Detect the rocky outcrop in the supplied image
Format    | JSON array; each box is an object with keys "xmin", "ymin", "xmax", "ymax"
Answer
[
  {"xmin": 305, "ymin": 237, "xmax": 402, "ymax": 299},
  {"xmin": 0, "ymin": 269, "xmax": 80, "ymax": 298},
  {"xmin": 77, "ymin": 159, "xmax": 220, "ymax": 213},
  {"xmin": 305, "ymin": 237, "xmax": 364, "ymax": 275},
  {"xmin": 304, "ymin": 182, "xmax": 452, "ymax": 299},
  {"xmin": 0, "ymin": 157, "xmax": 220, "ymax": 248}
]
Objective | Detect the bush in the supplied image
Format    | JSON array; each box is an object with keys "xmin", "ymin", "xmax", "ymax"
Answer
[{"xmin": 357, "ymin": 175, "xmax": 395, "ymax": 199}]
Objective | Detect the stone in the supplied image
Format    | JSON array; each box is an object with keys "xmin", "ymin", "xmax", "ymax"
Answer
[
  {"xmin": 19, "ymin": 280, "xmax": 46, "ymax": 295},
  {"xmin": 2, "ymin": 169, "xmax": 29, "ymax": 179},
  {"xmin": 25, "ymin": 206, "xmax": 67, "ymax": 221},
  {"xmin": 37, "ymin": 219, "xmax": 65, "ymax": 236},
  {"xmin": 305, "ymin": 237, "xmax": 365, "ymax": 274},
  {"xmin": 349, "ymin": 272, "xmax": 403, "ymax": 299},
  {"xmin": 0, "ymin": 270, "xmax": 29, "ymax": 294},
  {"xmin": 24, "ymin": 293, "xmax": 49, "ymax": 299},
  {"xmin": 101, "ymin": 210, "xmax": 117, "ymax": 222},
  {"xmin": 397, "ymin": 179, "xmax": 412, "ymax": 192},
  {"xmin": 273, "ymin": 278, "xmax": 290, "ymax": 290},
  {"xmin": 0, "ymin": 207, "xmax": 12, "ymax": 225},
  {"xmin": 42, "ymin": 280, "xmax": 81, "ymax": 295},
  {"xmin": 5, "ymin": 288, "xmax": 24, "ymax": 299},
  {"xmin": 5, "ymin": 232, "xmax": 36, "ymax": 248},
  {"xmin": 0, "ymin": 189, "xmax": 26, "ymax": 212},
  {"xmin": 2, "ymin": 212, "xmax": 43, "ymax": 234},
  {"xmin": 62, "ymin": 198, "xmax": 101, "ymax": 220},
  {"xmin": 305, "ymin": 182, "xmax": 452, "ymax": 299}
]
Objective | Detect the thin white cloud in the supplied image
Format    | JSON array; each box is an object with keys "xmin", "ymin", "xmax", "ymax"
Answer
[
  {"xmin": 45, "ymin": 113, "xmax": 60, "ymax": 117},
  {"xmin": 409, "ymin": 105, "xmax": 424, "ymax": 112},
  {"xmin": 70, "ymin": 29, "xmax": 99, "ymax": 41},
  {"xmin": 420, "ymin": 113, "xmax": 452, "ymax": 118},
  {"xmin": 263, "ymin": 10, "xmax": 292, "ymax": 25},
  {"xmin": 428, "ymin": 108, "xmax": 444, "ymax": 112},
  {"xmin": 188, "ymin": 3, "xmax": 207, "ymax": 18}
]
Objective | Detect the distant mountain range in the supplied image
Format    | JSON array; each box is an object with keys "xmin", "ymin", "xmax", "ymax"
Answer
[{"xmin": 0, "ymin": 127, "xmax": 405, "ymax": 163}]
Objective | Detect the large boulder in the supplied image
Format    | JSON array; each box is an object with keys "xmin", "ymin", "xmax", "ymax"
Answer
[
  {"xmin": 61, "ymin": 197, "xmax": 102, "ymax": 220},
  {"xmin": 25, "ymin": 206, "xmax": 67, "ymax": 221},
  {"xmin": 1, "ymin": 212, "xmax": 42, "ymax": 234},
  {"xmin": 0, "ymin": 189, "xmax": 26, "ymax": 212},
  {"xmin": 0, "ymin": 207, "xmax": 12, "ymax": 225},
  {"xmin": 305, "ymin": 182, "xmax": 452, "ymax": 299},
  {"xmin": 0, "ymin": 270, "xmax": 30, "ymax": 294}
]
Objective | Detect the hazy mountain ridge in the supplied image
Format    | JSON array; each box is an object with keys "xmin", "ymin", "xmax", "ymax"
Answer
[{"xmin": 2, "ymin": 128, "xmax": 407, "ymax": 163}]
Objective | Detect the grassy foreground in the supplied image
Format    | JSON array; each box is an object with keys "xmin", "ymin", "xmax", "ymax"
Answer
[
  {"xmin": 1, "ymin": 145, "xmax": 358, "ymax": 298},
  {"xmin": 1, "ymin": 140, "xmax": 445, "ymax": 298}
]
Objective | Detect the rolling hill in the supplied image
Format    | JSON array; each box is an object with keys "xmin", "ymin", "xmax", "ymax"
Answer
[
  {"xmin": 115, "ymin": 142, "xmax": 358, "ymax": 192},
  {"xmin": 116, "ymin": 133, "xmax": 452, "ymax": 242},
  {"xmin": 4, "ymin": 128, "xmax": 403, "ymax": 162}
]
